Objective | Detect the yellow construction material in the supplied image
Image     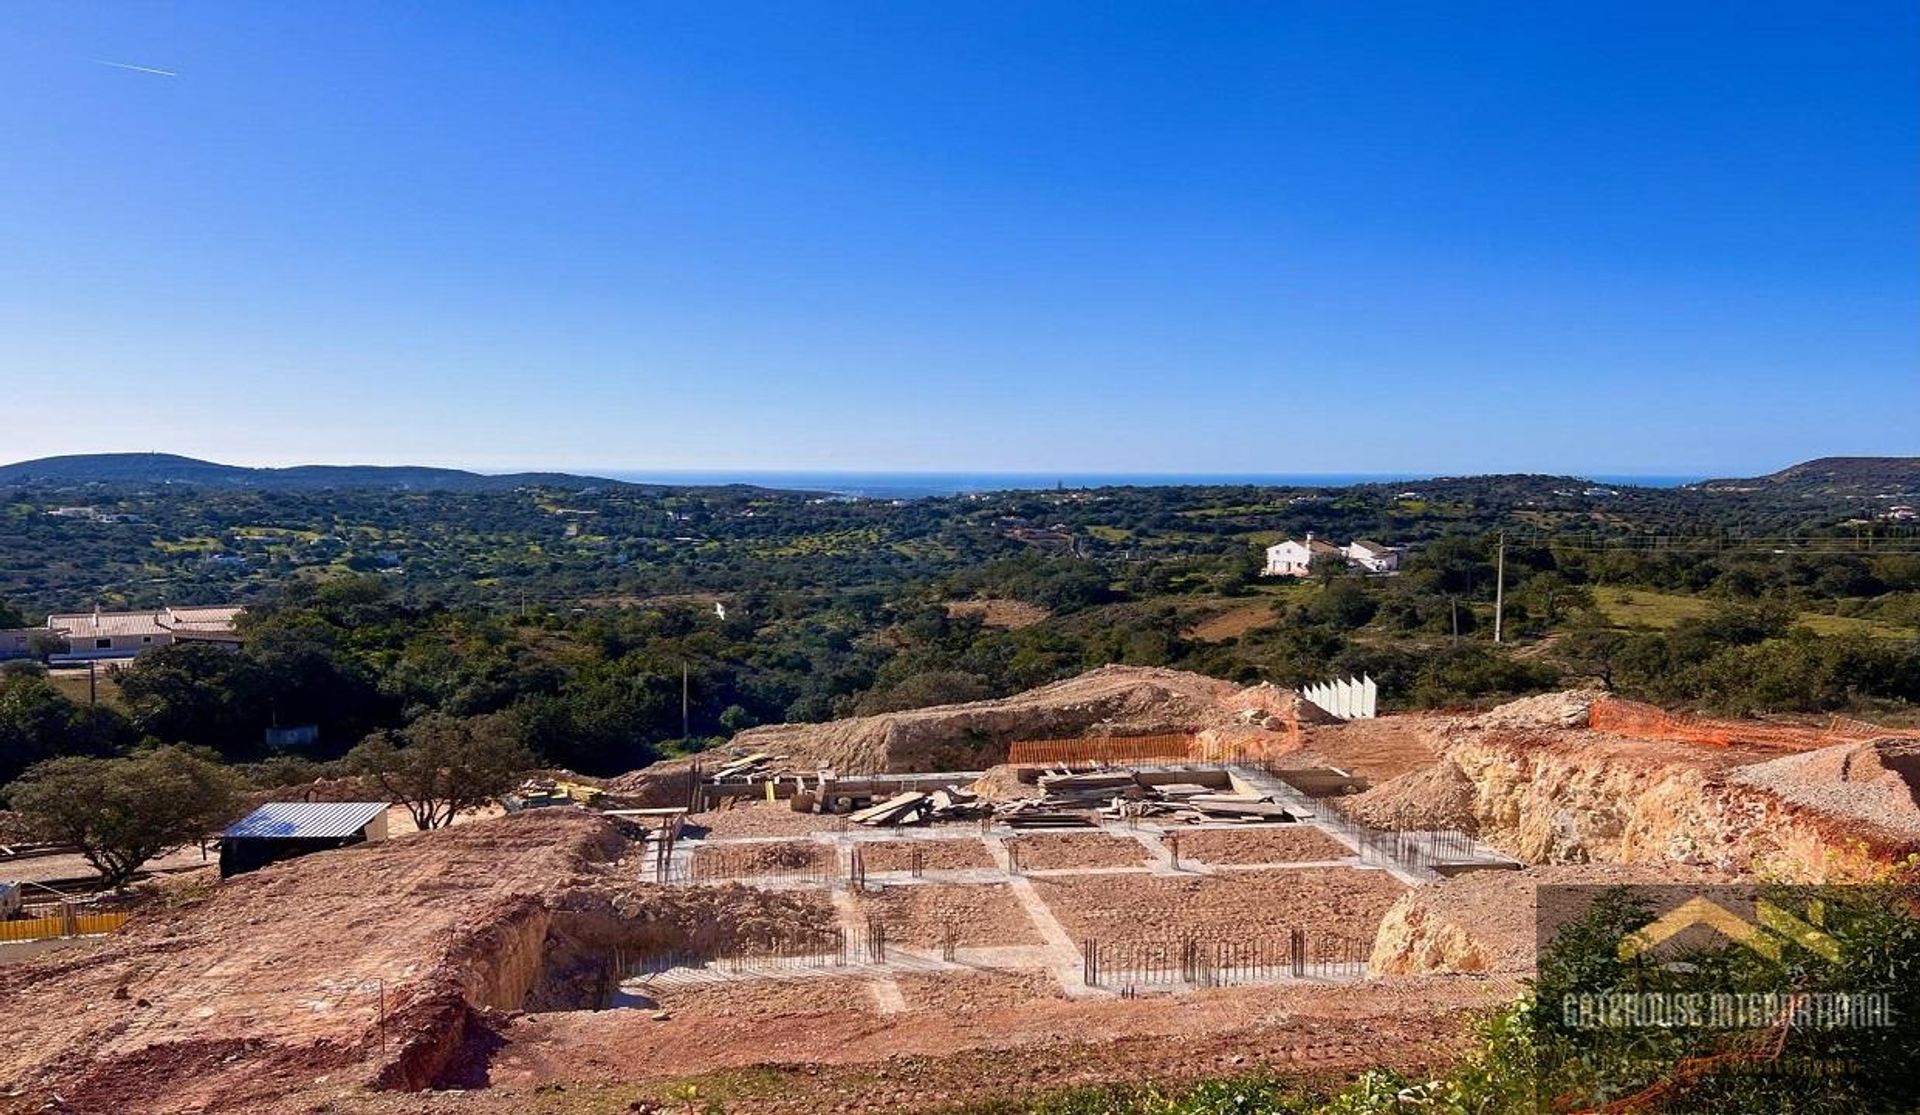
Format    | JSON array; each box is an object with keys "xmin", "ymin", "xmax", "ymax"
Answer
[{"xmin": 0, "ymin": 911, "xmax": 129, "ymax": 943}]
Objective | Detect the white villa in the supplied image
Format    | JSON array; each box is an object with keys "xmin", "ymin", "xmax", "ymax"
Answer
[
  {"xmin": 1262, "ymin": 533, "xmax": 1343, "ymax": 577},
  {"xmin": 1340, "ymin": 539, "xmax": 1402, "ymax": 573},
  {"xmin": 1263, "ymin": 535, "xmax": 1403, "ymax": 578}
]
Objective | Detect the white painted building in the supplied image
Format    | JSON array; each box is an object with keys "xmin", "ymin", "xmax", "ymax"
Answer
[
  {"xmin": 1263, "ymin": 533, "xmax": 1343, "ymax": 577},
  {"xmin": 1340, "ymin": 539, "xmax": 1403, "ymax": 573},
  {"xmin": 1263, "ymin": 535, "xmax": 1404, "ymax": 577}
]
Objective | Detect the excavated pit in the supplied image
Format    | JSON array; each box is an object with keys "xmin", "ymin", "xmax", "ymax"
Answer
[
  {"xmin": 394, "ymin": 882, "xmax": 840, "ymax": 1091},
  {"xmin": 524, "ymin": 883, "xmax": 840, "ymax": 1012}
]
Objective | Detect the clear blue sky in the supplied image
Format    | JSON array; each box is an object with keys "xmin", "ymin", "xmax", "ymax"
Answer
[{"xmin": 4, "ymin": 2, "xmax": 1915, "ymax": 476}]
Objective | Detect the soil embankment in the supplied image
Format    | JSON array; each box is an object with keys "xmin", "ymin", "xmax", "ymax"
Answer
[{"xmin": 0, "ymin": 810, "xmax": 623, "ymax": 1113}]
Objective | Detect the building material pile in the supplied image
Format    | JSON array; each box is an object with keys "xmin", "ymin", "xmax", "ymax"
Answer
[
  {"xmin": 848, "ymin": 787, "xmax": 988, "ymax": 826},
  {"xmin": 502, "ymin": 777, "xmax": 606, "ymax": 812},
  {"xmin": 1114, "ymin": 791, "xmax": 1299, "ymax": 824},
  {"xmin": 711, "ymin": 751, "xmax": 783, "ymax": 781},
  {"xmin": 984, "ymin": 768, "xmax": 1303, "ymax": 826}
]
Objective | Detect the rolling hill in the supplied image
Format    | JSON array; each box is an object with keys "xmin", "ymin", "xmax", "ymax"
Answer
[
  {"xmin": 0, "ymin": 453, "xmax": 626, "ymax": 492},
  {"xmin": 1693, "ymin": 457, "xmax": 1920, "ymax": 497}
]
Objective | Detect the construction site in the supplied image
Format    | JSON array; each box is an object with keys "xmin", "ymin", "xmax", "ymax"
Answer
[{"xmin": 5, "ymin": 665, "xmax": 1920, "ymax": 1114}]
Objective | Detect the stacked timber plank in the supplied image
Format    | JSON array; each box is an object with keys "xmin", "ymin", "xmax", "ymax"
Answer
[
  {"xmin": 1106, "ymin": 789, "xmax": 1299, "ymax": 824},
  {"xmin": 711, "ymin": 751, "xmax": 784, "ymax": 781},
  {"xmin": 1034, "ymin": 770, "xmax": 1139, "ymax": 803},
  {"xmin": 848, "ymin": 787, "xmax": 987, "ymax": 826}
]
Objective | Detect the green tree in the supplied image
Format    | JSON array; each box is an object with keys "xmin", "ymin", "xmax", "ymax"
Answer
[
  {"xmin": 0, "ymin": 675, "xmax": 131, "ymax": 789},
  {"xmin": 1306, "ymin": 580, "xmax": 1379, "ymax": 630},
  {"xmin": 115, "ymin": 643, "xmax": 265, "ymax": 756},
  {"xmin": 24, "ymin": 629, "xmax": 68, "ymax": 663},
  {"xmin": 5, "ymin": 746, "xmax": 240, "ymax": 886},
  {"xmin": 345, "ymin": 712, "xmax": 532, "ymax": 829},
  {"xmin": 854, "ymin": 670, "xmax": 992, "ymax": 714}
]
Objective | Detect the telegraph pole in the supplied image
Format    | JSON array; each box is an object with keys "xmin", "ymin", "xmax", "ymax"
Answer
[
  {"xmin": 1493, "ymin": 531, "xmax": 1506, "ymax": 644},
  {"xmin": 681, "ymin": 661, "xmax": 690, "ymax": 741}
]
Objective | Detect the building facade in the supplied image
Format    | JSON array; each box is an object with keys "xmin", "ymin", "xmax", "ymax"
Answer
[
  {"xmin": 31, "ymin": 605, "xmax": 244, "ymax": 661},
  {"xmin": 1340, "ymin": 540, "xmax": 1403, "ymax": 573},
  {"xmin": 1262, "ymin": 536, "xmax": 1404, "ymax": 577},
  {"xmin": 1263, "ymin": 533, "xmax": 1343, "ymax": 577}
]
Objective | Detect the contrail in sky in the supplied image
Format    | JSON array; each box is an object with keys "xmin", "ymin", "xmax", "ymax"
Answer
[{"xmin": 91, "ymin": 59, "xmax": 178, "ymax": 77}]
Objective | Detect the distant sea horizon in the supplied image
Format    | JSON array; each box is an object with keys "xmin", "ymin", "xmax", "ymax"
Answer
[{"xmin": 601, "ymin": 470, "xmax": 1703, "ymax": 500}]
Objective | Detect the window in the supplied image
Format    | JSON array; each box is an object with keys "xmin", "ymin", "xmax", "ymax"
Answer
[
  {"xmin": 142, "ymin": 636, "xmax": 153, "ymax": 644},
  {"xmin": 96, "ymin": 638, "xmax": 112, "ymax": 649}
]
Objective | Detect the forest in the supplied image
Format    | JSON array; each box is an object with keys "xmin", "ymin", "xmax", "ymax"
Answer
[{"xmin": 2, "ymin": 470, "xmax": 1917, "ymax": 791}]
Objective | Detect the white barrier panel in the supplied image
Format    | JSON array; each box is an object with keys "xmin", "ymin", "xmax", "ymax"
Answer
[{"xmin": 1304, "ymin": 675, "xmax": 1377, "ymax": 720}]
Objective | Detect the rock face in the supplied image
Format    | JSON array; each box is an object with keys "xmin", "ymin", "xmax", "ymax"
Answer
[
  {"xmin": 710, "ymin": 665, "xmax": 1327, "ymax": 774},
  {"xmin": 1369, "ymin": 864, "xmax": 1728, "ymax": 977},
  {"xmin": 1424, "ymin": 696, "xmax": 1920, "ymax": 880}
]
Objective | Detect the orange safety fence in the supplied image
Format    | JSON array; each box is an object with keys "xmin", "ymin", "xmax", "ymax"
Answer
[
  {"xmin": 1008, "ymin": 734, "xmax": 1196, "ymax": 765},
  {"xmin": 0, "ymin": 911, "xmax": 129, "ymax": 944},
  {"xmin": 1590, "ymin": 697, "xmax": 1920, "ymax": 752}
]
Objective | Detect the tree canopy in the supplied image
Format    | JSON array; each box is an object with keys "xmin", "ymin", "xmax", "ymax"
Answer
[{"xmin": 5, "ymin": 746, "xmax": 240, "ymax": 887}]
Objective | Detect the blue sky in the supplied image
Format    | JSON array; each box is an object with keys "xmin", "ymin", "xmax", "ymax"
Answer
[{"xmin": 3, "ymin": 2, "xmax": 1915, "ymax": 476}]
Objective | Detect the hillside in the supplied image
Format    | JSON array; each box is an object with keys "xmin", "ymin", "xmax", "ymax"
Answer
[
  {"xmin": 0, "ymin": 453, "xmax": 627, "ymax": 493},
  {"xmin": 609, "ymin": 665, "xmax": 1332, "ymax": 790},
  {"xmin": 1693, "ymin": 456, "xmax": 1920, "ymax": 497}
]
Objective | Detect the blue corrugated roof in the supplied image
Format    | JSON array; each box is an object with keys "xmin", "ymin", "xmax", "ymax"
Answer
[{"xmin": 224, "ymin": 801, "xmax": 389, "ymax": 840}]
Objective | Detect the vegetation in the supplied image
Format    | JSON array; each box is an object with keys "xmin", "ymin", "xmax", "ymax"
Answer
[
  {"xmin": 5, "ymin": 746, "xmax": 240, "ymax": 886},
  {"xmin": 0, "ymin": 472, "xmax": 1915, "ymax": 802},
  {"xmin": 345, "ymin": 712, "xmax": 533, "ymax": 829}
]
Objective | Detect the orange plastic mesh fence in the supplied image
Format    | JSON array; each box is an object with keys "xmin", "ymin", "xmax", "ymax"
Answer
[
  {"xmin": 1589, "ymin": 698, "xmax": 1917, "ymax": 752},
  {"xmin": 1007, "ymin": 734, "xmax": 1196, "ymax": 765}
]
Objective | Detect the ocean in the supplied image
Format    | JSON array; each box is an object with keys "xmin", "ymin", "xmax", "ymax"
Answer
[{"xmin": 602, "ymin": 470, "xmax": 1702, "ymax": 500}]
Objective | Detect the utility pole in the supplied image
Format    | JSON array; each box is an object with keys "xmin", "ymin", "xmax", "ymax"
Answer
[
  {"xmin": 1493, "ymin": 531, "xmax": 1506, "ymax": 644},
  {"xmin": 88, "ymin": 661, "xmax": 97, "ymax": 707},
  {"xmin": 1450, "ymin": 597, "xmax": 1460, "ymax": 643},
  {"xmin": 681, "ymin": 661, "xmax": 690, "ymax": 741}
]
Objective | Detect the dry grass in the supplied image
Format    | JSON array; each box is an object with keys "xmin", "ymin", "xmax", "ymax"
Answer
[
  {"xmin": 1187, "ymin": 602, "xmax": 1280, "ymax": 642},
  {"xmin": 944, "ymin": 598, "xmax": 1050, "ymax": 630},
  {"xmin": 43, "ymin": 667, "xmax": 124, "ymax": 709},
  {"xmin": 1591, "ymin": 586, "xmax": 1907, "ymax": 638}
]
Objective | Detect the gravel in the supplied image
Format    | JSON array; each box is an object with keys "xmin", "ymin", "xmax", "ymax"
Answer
[
  {"xmin": 1342, "ymin": 761, "xmax": 1481, "ymax": 835},
  {"xmin": 1729, "ymin": 738, "xmax": 1920, "ymax": 838},
  {"xmin": 1008, "ymin": 833, "xmax": 1152, "ymax": 870}
]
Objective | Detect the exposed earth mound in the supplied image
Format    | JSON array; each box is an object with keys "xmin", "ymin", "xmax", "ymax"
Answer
[
  {"xmin": 1374, "ymin": 692, "xmax": 1920, "ymax": 878},
  {"xmin": 1343, "ymin": 760, "xmax": 1480, "ymax": 834},
  {"xmin": 610, "ymin": 666, "xmax": 1331, "ymax": 794},
  {"xmin": 1369, "ymin": 864, "xmax": 1730, "ymax": 976},
  {"xmin": 0, "ymin": 810, "xmax": 625, "ymax": 1114}
]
